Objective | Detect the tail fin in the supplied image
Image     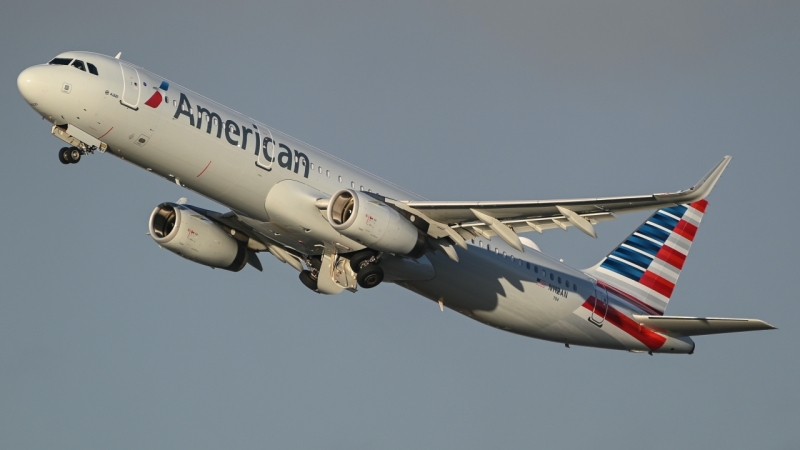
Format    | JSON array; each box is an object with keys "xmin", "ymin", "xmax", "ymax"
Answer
[{"xmin": 585, "ymin": 200, "xmax": 709, "ymax": 315}]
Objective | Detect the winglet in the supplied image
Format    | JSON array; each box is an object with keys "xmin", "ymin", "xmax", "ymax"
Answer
[{"xmin": 655, "ymin": 156, "xmax": 731, "ymax": 203}]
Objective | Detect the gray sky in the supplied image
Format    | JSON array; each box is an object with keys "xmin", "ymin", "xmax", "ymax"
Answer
[{"xmin": 2, "ymin": 2, "xmax": 798, "ymax": 449}]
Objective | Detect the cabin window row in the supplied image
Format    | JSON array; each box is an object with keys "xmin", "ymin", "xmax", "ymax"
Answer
[{"xmin": 474, "ymin": 239, "xmax": 578, "ymax": 291}]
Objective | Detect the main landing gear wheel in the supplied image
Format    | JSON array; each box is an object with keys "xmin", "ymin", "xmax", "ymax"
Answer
[
  {"xmin": 349, "ymin": 250, "xmax": 375, "ymax": 273},
  {"xmin": 58, "ymin": 147, "xmax": 71, "ymax": 164},
  {"xmin": 356, "ymin": 264, "xmax": 384, "ymax": 289},
  {"xmin": 299, "ymin": 270, "xmax": 319, "ymax": 292}
]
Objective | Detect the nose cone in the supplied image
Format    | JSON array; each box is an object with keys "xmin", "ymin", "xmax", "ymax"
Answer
[{"xmin": 17, "ymin": 65, "xmax": 49, "ymax": 105}]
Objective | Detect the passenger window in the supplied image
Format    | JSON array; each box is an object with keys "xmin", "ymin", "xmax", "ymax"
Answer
[
  {"xmin": 338, "ymin": 175, "xmax": 342, "ymax": 183},
  {"xmin": 318, "ymin": 167, "xmax": 322, "ymax": 174},
  {"xmin": 526, "ymin": 262, "xmax": 530, "ymax": 269},
  {"xmin": 550, "ymin": 273, "xmax": 554, "ymax": 281},
  {"xmin": 87, "ymin": 63, "xmax": 99, "ymax": 75},
  {"xmin": 487, "ymin": 244, "xmax": 491, "ymax": 251},
  {"xmin": 534, "ymin": 266, "xmax": 538, "ymax": 273},
  {"xmin": 173, "ymin": 100, "xmax": 177, "ymax": 107},
  {"xmin": 71, "ymin": 60, "xmax": 86, "ymax": 71},
  {"xmin": 558, "ymin": 276, "xmax": 561, "ymax": 284},
  {"xmin": 573, "ymin": 283, "xmax": 577, "ymax": 290},
  {"xmin": 360, "ymin": 185, "xmax": 364, "ymax": 191},
  {"xmin": 495, "ymin": 248, "xmax": 499, "ymax": 254},
  {"xmin": 164, "ymin": 96, "xmax": 168, "ymax": 103},
  {"xmin": 326, "ymin": 170, "xmax": 330, "ymax": 178},
  {"xmin": 351, "ymin": 181, "xmax": 355, "ymax": 188},
  {"xmin": 48, "ymin": 58, "xmax": 72, "ymax": 66}
]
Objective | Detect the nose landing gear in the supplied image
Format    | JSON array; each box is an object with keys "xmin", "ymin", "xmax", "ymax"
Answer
[{"xmin": 58, "ymin": 147, "xmax": 82, "ymax": 164}]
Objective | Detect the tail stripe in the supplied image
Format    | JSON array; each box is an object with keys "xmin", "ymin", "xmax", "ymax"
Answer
[
  {"xmin": 649, "ymin": 212, "xmax": 679, "ymax": 230},
  {"xmin": 638, "ymin": 223, "xmax": 670, "ymax": 243},
  {"xmin": 662, "ymin": 205, "xmax": 688, "ymax": 217},
  {"xmin": 589, "ymin": 199, "xmax": 709, "ymax": 315},
  {"xmin": 655, "ymin": 245, "xmax": 687, "ymax": 270},
  {"xmin": 602, "ymin": 257, "xmax": 645, "ymax": 281},
  {"xmin": 625, "ymin": 235, "xmax": 661, "ymax": 256},
  {"xmin": 611, "ymin": 246, "xmax": 653, "ymax": 269}
]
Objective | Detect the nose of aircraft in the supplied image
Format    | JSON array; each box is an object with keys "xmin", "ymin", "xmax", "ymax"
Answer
[{"xmin": 17, "ymin": 65, "xmax": 49, "ymax": 105}]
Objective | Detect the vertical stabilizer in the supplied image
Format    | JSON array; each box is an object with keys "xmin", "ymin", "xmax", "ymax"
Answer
[{"xmin": 584, "ymin": 200, "xmax": 708, "ymax": 315}]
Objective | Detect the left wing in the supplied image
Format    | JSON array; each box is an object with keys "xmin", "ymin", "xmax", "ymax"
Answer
[
  {"xmin": 392, "ymin": 156, "xmax": 731, "ymax": 251},
  {"xmin": 633, "ymin": 315, "xmax": 776, "ymax": 337}
]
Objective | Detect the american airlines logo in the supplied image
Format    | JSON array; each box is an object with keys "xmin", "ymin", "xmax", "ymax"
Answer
[{"xmin": 172, "ymin": 93, "xmax": 311, "ymax": 178}]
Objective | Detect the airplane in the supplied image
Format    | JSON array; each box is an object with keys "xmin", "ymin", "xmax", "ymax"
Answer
[{"xmin": 16, "ymin": 51, "xmax": 775, "ymax": 354}]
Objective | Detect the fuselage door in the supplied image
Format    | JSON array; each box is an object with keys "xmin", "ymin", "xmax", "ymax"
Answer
[
  {"xmin": 119, "ymin": 63, "xmax": 141, "ymax": 109},
  {"xmin": 590, "ymin": 283, "xmax": 608, "ymax": 326}
]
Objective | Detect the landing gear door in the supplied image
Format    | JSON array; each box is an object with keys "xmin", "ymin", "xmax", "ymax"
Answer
[
  {"xmin": 119, "ymin": 63, "xmax": 141, "ymax": 109},
  {"xmin": 590, "ymin": 282, "xmax": 608, "ymax": 326}
]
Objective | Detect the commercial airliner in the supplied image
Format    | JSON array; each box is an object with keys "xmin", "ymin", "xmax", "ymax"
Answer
[{"xmin": 17, "ymin": 51, "xmax": 775, "ymax": 354}]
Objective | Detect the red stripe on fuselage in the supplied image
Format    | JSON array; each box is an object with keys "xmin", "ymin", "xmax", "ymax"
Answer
[
  {"xmin": 655, "ymin": 245, "xmax": 686, "ymax": 270},
  {"xmin": 581, "ymin": 297, "xmax": 666, "ymax": 351},
  {"xmin": 597, "ymin": 280, "xmax": 663, "ymax": 316}
]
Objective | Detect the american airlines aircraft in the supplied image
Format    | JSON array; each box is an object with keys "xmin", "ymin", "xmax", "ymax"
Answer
[{"xmin": 17, "ymin": 51, "xmax": 775, "ymax": 354}]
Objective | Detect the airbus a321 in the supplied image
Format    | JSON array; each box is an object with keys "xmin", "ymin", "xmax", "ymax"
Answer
[{"xmin": 17, "ymin": 51, "xmax": 775, "ymax": 354}]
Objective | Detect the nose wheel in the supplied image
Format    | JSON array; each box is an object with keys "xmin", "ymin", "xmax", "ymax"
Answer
[{"xmin": 58, "ymin": 147, "xmax": 82, "ymax": 164}]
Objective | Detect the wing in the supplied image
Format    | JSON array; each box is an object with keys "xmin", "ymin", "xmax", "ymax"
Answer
[
  {"xmin": 392, "ymin": 156, "xmax": 731, "ymax": 251},
  {"xmin": 633, "ymin": 315, "xmax": 776, "ymax": 337}
]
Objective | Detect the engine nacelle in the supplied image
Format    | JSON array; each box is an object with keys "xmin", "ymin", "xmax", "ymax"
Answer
[
  {"xmin": 148, "ymin": 203, "xmax": 248, "ymax": 272},
  {"xmin": 327, "ymin": 190, "xmax": 425, "ymax": 258}
]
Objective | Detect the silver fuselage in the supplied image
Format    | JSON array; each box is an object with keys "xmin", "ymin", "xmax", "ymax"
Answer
[{"xmin": 17, "ymin": 51, "xmax": 694, "ymax": 353}]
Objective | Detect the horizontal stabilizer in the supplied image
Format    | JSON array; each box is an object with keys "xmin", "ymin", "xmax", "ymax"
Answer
[{"xmin": 633, "ymin": 315, "xmax": 776, "ymax": 337}]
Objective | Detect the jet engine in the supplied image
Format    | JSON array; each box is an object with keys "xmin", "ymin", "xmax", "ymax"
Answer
[
  {"xmin": 148, "ymin": 203, "xmax": 248, "ymax": 271},
  {"xmin": 327, "ymin": 189, "xmax": 425, "ymax": 258}
]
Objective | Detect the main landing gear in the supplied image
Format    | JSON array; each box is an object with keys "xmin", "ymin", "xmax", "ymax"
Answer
[
  {"xmin": 298, "ymin": 256, "xmax": 322, "ymax": 292},
  {"xmin": 58, "ymin": 146, "xmax": 82, "ymax": 164},
  {"xmin": 349, "ymin": 250, "xmax": 384, "ymax": 289},
  {"xmin": 297, "ymin": 250, "xmax": 385, "ymax": 292}
]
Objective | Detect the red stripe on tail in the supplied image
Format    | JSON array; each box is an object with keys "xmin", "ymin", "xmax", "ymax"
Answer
[
  {"xmin": 690, "ymin": 199, "xmax": 708, "ymax": 213},
  {"xmin": 655, "ymin": 245, "xmax": 687, "ymax": 270},
  {"xmin": 639, "ymin": 271, "xmax": 675, "ymax": 298},
  {"xmin": 673, "ymin": 220, "xmax": 698, "ymax": 241}
]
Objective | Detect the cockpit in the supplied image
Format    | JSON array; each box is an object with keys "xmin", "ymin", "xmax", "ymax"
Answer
[{"xmin": 48, "ymin": 57, "xmax": 99, "ymax": 76}]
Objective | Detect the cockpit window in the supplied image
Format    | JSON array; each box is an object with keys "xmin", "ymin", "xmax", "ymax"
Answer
[
  {"xmin": 71, "ymin": 60, "xmax": 86, "ymax": 71},
  {"xmin": 87, "ymin": 63, "xmax": 98, "ymax": 75},
  {"xmin": 48, "ymin": 58, "xmax": 73, "ymax": 66}
]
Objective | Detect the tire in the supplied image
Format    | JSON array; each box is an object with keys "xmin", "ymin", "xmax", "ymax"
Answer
[
  {"xmin": 356, "ymin": 264, "xmax": 384, "ymax": 289},
  {"xmin": 349, "ymin": 250, "xmax": 375, "ymax": 273},
  {"xmin": 58, "ymin": 147, "xmax": 71, "ymax": 164},
  {"xmin": 68, "ymin": 147, "xmax": 81, "ymax": 164},
  {"xmin": 299, "ymin": 270, "xmax": 318, "ymax": 292}
]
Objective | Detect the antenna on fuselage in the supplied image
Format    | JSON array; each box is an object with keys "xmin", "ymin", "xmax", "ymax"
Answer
[{"xmin": 114, "ymin": 52, "xmax": 121, "ymax": 59}]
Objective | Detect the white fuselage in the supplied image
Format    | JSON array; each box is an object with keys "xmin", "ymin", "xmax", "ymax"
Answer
[{"xmin": 17, "ymin": 51, "xmax": 694, "ymax": 353}]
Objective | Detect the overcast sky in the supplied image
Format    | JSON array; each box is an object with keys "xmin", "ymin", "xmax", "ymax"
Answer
[{"xmin": 1, "ymin": 2, "xmax": 798, "ymax": 449}]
